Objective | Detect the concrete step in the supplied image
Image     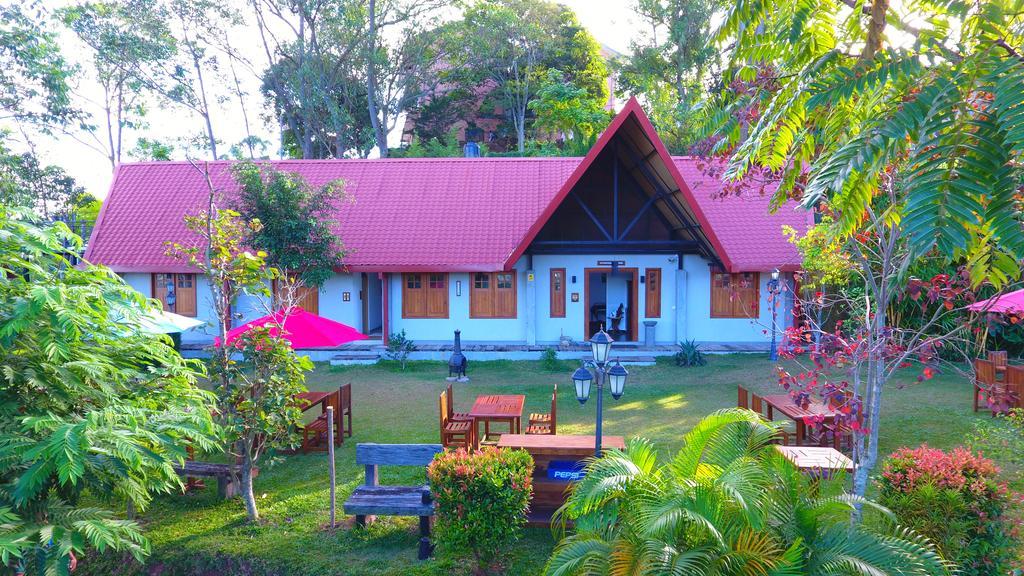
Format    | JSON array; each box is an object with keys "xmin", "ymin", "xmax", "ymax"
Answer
[{"xmin": 329, "ymin": 352, "xmax": 382, "ymax": 366}]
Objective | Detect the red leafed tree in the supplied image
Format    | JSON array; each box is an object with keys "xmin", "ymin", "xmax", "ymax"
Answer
[{"xmin": 775, "ymin": 187, "xmax": 1008, "ymax": 500}]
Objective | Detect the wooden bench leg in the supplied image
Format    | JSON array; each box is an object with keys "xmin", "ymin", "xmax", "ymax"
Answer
[
  {"xmin": 355, "ymin": 515, "xmax": 376, "ymax": 528},
  {"xmin": 418, "ymin": 516, "xmax": 432, "ymax": 560}
]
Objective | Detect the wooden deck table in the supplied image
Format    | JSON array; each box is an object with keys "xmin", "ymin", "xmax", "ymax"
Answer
[
  {"xmin": 762, "ymin": 394, "xmax": 838, "ymax": 445},
  {"xmin": 469, "ymin": 394, "xmax": 525, "ymax": 443},
  {"xmin": 296, "ymin": 391, "xmax": 330, "ymax": 413},
  {"xmin": 498, "ymin": 434, "xmax": 625, "ymax": 525},
  {"xmin": 776, "ymin": 445, "xmax": 853, "ymax": 475}
]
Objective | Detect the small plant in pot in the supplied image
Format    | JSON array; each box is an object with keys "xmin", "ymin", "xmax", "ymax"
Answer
[{"xmin": 675, "ymin": 339, "xmax": 706, "ymax": 367}]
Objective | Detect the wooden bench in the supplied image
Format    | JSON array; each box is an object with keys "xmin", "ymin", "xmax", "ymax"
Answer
[
  {"xmin": 343, "ymin": 443, "xmax": 443, "ymax": 560},
  {"xmin": 172, "ymin": 461, "xmax": 258, "ymax": 499}
]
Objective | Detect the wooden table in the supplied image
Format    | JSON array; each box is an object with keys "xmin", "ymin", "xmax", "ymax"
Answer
[
  {"xmin": 498, "ymin": 434, "xmax": 626, "ymax": 525},
  {"xmin": 296, "ymin": 391, "xmax": 330, "ymax": 413},
  {"xmin": 776, "ymin": 445, "xmax": 853, "ymax": 475},
  {"xmin": 762, "ymin": 394, "xmax": 838, "ymax": 445},
  {"xmin": 469, "ymin": 394, "xmax": 525, "ymax": 443}
]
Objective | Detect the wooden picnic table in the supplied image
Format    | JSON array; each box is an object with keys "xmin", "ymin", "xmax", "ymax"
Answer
[
  {"xmin": 776, "ymin": 445, "xmax": 853, "ymax": 475},
  {"xmin": 762, "ymin": 394, "xmax": 838, "ymax": 445},
  {"xmin": 469, "ymin": 394, "xmax": 525, "ymax": 443},
  {"xmin": 296, "ymin": 391, "xmax": 330, "ymax": 413}
]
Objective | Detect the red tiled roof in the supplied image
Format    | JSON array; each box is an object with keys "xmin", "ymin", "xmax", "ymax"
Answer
[{"xmin": 85, "ymin": 101, "xmax": 811, "ymax": 274}]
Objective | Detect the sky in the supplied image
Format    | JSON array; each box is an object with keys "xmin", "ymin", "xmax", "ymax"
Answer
[{"xmin": 31, "ymin": 1, "xmax": 647, "ymax": 199}]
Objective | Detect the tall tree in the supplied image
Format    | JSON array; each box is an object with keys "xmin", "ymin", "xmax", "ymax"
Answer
[
  {"xmin": 252, "ymin": 0, "xmax": 372, "ymax": 159},
  {"xmin": 704, "ymin": 0, "xmax": 1024, "ymax": 497},
  {"xmin": 0, "ymin": 142, "xmax": 89, "ymax": 220},
  {"xmin": 233, "ymin": 161, "xmax": 348, "ymax": 288},
  {"xmin": 0, "ymin": 209, "xmax": 218, "ymax": 574},
  {"xmin": 58, "ymin": 0, "xmax": 175, "ymax": 170},
  {"xmin": 364, "ymin": 0, "xmax": 447, "ymax": 158},
  {"xmin": 0, "ymin": 2, "xmax": 78, "ymax": 131},
  {"xmin": 617, "ymin": 0, "xmax": 720, "ymax": 152},
  {"xmin": 445, "ymin": 0, "xmax": 608, "ymax": 153}
]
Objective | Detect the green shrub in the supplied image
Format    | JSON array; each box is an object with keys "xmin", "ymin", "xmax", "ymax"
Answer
[
  {"xmin": 384, "ymin": 329, "xmax": 416, "ymax": 370},
  {"xmin": 674, "ymin": 339, "xmax": 706, "ymax": 367},
  {"xmin": 540, "ymin": 347, "xmax": 560, "ymax": 371},
  {"xmin": 427, "ymin": 447, "xmax": 533, "ymax": 575},
  {"xmin": 878, "ymin": 445, "xmax": 1017, "ymax": 575}
]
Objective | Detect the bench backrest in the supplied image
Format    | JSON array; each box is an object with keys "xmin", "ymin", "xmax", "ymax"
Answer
[
  {"xmin": 356, "ymin": 443, "xmax": 444, "ymax": 487},
  {"xmin": 339, "ymin": 383, "xmax": 352, "ymax": 412}
]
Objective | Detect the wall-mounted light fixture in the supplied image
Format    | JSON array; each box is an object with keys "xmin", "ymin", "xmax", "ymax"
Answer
[
  {"xmin": 571, "ymin": 275, "xmax": 577, "ymax": 284},
  {"xmin": 456, "ymin": 280, "xmax": 462, "ymax": 296},
  {"xmin": 342, "ymin": 291, "xmax": 351, "ymax": 302}
]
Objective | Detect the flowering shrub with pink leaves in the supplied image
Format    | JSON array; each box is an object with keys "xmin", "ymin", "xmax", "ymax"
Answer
[
  {"xmin": 427, "ymin": 447, "xmax": 533, "ymax": 575},
  {"xmin": 878, "ymin": 445, "xmax": 1016, "ymax": 575}
]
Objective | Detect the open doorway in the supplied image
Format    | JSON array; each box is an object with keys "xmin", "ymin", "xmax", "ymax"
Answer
[
  {"xmin": 361, "ymin": 273, "xmax": 383, "ymax": 338},
  {"xmin": 584, "ymin": 267, "xmax": 638, "ymax": 342}
]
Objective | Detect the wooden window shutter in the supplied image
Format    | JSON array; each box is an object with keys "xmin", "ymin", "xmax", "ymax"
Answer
[
  {"xmin": 402, "ymin": 273, "xmax": 426, "ymax": 318},
  {"xmin": 470, "ymin": 272, "xmax": 492, "ymax": 318},
  {"xmin": 426, "ymin": 273, "xmax": 449, "ymax": 318},
  {"xmin": 734, "ymin": 272, "xmax": 759, "ymax": 317},
  {"xmin": 153, "ymin": 274, "xmax": 172, "ymax": 312},
  {"xmin": 175, "ymin": 274, "xmax": 197, "ymax": 317},
  {"xmin": 494, "ymin": 272, "xmax": 516, "ymax": 318},
  {"xmin": 273, "ymin": 275, "xmax": 319, "ymax": 315},
  {"xmin": 550, "ymin": 268, "xmax": 565, "ymax": 318},
  {"xmin": 645, "ymin": 268, "xmax": 661, "ymax": 318},
  {"xmin": 710, "ymin": 272, "xmax": 760, "ymax": 318}
]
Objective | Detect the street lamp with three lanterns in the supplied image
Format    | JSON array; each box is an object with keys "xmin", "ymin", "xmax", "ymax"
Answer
[{"xmin": 571, "ymin": 325, "xmax": 629, "ymax": 458}]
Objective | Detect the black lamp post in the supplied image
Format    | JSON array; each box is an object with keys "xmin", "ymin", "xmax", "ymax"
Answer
[
  {"xmin": 571, "ymin": 325, "xmax": 628, "ymax": 457},
  {"xmin": 767, "ymin": 268, "xmax": 781, "ymax": 362}
]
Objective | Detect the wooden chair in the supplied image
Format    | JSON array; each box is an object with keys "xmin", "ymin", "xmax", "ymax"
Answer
[
  {"xmin": 527, "ymin": 384, "xmax": 557, "ymax": 435},
  {"xmin": 816, "ymin": 390, "xmax": 855, "ymax": 452},
  {"xmin": 737, "ymin": 385, "xmax": 750, "ymax": 409},
  {"xmin": 989, "ymin": 350, "xmax": 1008, "ymax": 375},
  {"xmin": 974, "ymin": 358, "xmax": 998, "ymax": 412},
  {"xmin": 439, "ymin": 390, "xmax": 473, "ymax": 449},
  {"xmin": 339, "ymin": 383, "xmax": 353, "ymax": 438},
  {"xmin": 751, "ymin": 393, "xmax": 794, "ymax": 445},
  {"xmin": 303, "ymin": 389, "xmax": 342, "ymax": 453},
  {"xmin": 1005, "ymin": 365, "xmax": 1024, "ymax": 410},
  {"xmin": 446, "ymin": 384, "xmax": 472, "ymax": 422}
]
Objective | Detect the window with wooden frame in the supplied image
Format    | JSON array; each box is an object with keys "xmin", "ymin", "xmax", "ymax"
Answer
[
  {"xmin": 645, "ymin": 268, "xmax": 661, "ymax": 318},
  {"xmin": 470, "ymin": 271, "xmax": 517, "ymax": 318},
  {"xmin": 272, "ymin": 276, "xmax": 320, "ymax": 315},
  {"xmin": 550, "ymin": 268, "xmax": 566, "ymax": 318},
  {"xmin": 402, "ymin": 272, "xmax": 448, "ymax": 318},
  {"xmin": 710, "ymin": 271, "xmax": 760, "ymax": 318},
  {"xmin": 153, "ymin": 273, "xmax": 197, "ymax": 317}
]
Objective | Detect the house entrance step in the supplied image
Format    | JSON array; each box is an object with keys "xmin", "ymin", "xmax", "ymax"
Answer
[
  {"xmin": 617, "ymin": 356, "xmax": 657, "ymax": 366},
  {"xmin": 329, "ymin": 352, "xmax": 382, "ymax": 366}
]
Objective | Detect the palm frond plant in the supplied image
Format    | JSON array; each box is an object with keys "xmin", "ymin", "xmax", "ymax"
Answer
[{"xmin": 546, "ymin": 409, "xmax": 950, "ymax": 576}]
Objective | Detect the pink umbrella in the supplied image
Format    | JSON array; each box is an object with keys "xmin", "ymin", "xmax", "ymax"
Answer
[
  {"xmin": 215, "ymin": 307, "xmax": 368, "ymax": 348},
  {"xmin": 968, "ymin": 289, "xmax": 1024, "ymax": 315}
]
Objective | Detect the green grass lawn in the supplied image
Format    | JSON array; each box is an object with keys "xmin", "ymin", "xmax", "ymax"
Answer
[{"xmin": 88, "ymin": 355, "xmax": 1015, "ymax": 576}]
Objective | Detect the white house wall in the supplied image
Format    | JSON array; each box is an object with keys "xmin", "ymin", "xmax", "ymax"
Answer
[
  {"xmin": 681, "ymin": 254, "xmax": 791, "ymax": 344},
  {"xmin": 120, "ymin": 256, "xmax": 791, "ymax": 348},
  {"xmin": 388, "ymin": 259, "xmax": 530, "ymax": 343},
  {"xmin": 530, "ymin": 254, "xmax": 679, "ymax": 345}
]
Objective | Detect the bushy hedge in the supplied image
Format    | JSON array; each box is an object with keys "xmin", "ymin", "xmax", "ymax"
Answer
[
  {"xmin": 427, "ymin": 447, "xmax": 533, "ymax": 575},
  {"xmin": 878, "ymin": 445, "xmax": 1017, "ymax": 575}
]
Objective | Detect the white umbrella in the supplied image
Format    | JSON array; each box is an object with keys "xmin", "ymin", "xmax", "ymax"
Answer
[{"xmin": 135, "ymin": 309, "xmax": 205, "ymax": 334}]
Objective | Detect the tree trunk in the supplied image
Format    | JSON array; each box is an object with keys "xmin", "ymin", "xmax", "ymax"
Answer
[
  {"xmin": 862, "ymin": 0, "xmax": 889, "ymax": 62},
  {"xmin": 366, "ymin": 0, "xmax": 388, "ymax": 158},
  {"xmin": 241, "ymin": 446, "xmax": 259, "ymax": 522}
]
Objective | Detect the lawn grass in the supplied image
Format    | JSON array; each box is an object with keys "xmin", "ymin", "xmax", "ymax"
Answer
[{"xmin": 86, "ymin": 354, "xmax": 1015, "ymax": 576}]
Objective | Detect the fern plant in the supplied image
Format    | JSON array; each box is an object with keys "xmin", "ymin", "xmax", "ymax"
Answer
[
  {"xmin": 0, "ymin": 209, "xmax": 219, "ymax": 574},
  {"xmin": 545, "ymin": 409, "xmax": 951, "ymax": 576}
]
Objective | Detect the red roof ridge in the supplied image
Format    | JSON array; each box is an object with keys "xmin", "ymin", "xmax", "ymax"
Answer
[{"xmin": 114, "ymin": 156, "xmax": 586, "ymax": 169}]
